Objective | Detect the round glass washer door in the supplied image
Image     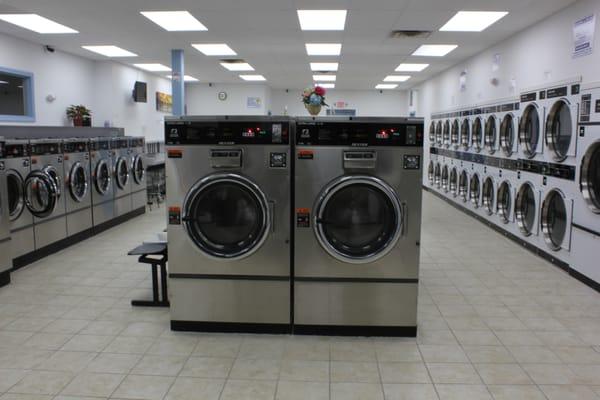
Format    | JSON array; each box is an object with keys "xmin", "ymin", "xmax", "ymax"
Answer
[
  {"xmin": 132, "ymin": 155, "xmax": 145, "ymax": 184},
  {"xmin": 443, "ymin": 120, "xmax": 450, "ymax": 147},
  {"xmin": 115, "ymin": 157, "xmax": 129, "ymax": 189},
  {"xmin": 545, "ymin": 99, "xmax": 573, "ymax": 161},
  {"xmin": 581, "ymin": 141, "xmax": 600, "ymax": 213},
  {"xmin": 436, "ymin": 121, "xmax": 443, "ymax": 145},
  {"xmin": 7, "ymin": 170, "xmax": 25, "ymax": 221},
  {"xmin": 482, "ymin": 177, "xmax": 495, "ymax": 215},
  {"xmin": 94, "ymin": 159, "xmax": 112, "ymax": 195},
  {"xmin": 428, "ymin": 161, "xmax": 435, "ymax": 185},
  {"xmin": 429, "ymin": 122, "xmax": 436, "ymax": 143},
  {"xmin": 516, "ymin": 182, "xmax": 537, "ymax": 236},
  {"xmin": 500, "ymin": 114, "xmax": 516, "ymax": 157},
  {"xmin": 313, "ymin": 175, "xmax": 403, "ymax": 264},
  {"xmin": 459, "ymin": 171, "xmax": 469, "ymax": 202},
  {"xmin": 470, "ymin": 174, "xmax": 481, "ymax": 208},
  {"xmin": 434, "ymin": 163, "xmax": 441, "ymax": 188},
  {"xmin": 461, "ymin": 119, "xmax": 470, "ymax": 150},
  {"xmin": 441, "ymin": 165, "xmax": 449, "ymax": 192},
  {"xmin": 68, "ymin": 162, "xmax": 88, "ymax": 202},
  {"xmin": 451, "ymin": 120, "xmax": 460, "ymax": 148},
  {"xmin": 449, "ymin": 168, "xmax": 458, "ymax": 196},
  {"xmin": 484, "ymin": 116, "xmax": 497, "ymax": 154},
  {"xmin": 472, "ymin": 117, "xmax": 483, "ymax": 152},
  {"xmin": 541, "ymin": 189, "xmax": 568, "ymax": 251},
  {"xmin": 519, "ymin": 104, "xmax": 540, "ymax": 158},
  {"xmin": 497, "ymin": 181, "xmax": 512, "ymax": 224},
  {"xmin": 24, "ymin": 170, "xmax": 58, "ymax": 218},
  {"xmin": 182, "ymin": 173, "xmax": 270, "ymax": 260}
]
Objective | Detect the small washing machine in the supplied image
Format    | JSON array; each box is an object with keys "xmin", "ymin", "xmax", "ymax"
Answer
[
  {"xmin": 538, "ymin": 175, "xmax": 574, "ymax": 262},
  {"xmin": 129, "ymin": 136, "xmax": 147, "ymax": 212},
  {"xmin": 293, "ymin": 117, "xmax": 423, "ymax": 336},
  {"xmin": 28, "ymin": 139, "xmax": 67, "ymax": 250},
  {"xmin": 497, "ymin": 100, "xmax": 521, "ymax": 159},
  {"xmin": 518, "ymin": 89, "xmax": 545, "ymax": 160},
  {"xmin": 4, "ymin": 139, "xmax": 34, "ymax": 262},
  {"xmin": 63, "ymin": 139, "xmax": 92, "ymax": 237},
  {"xmin": 571, "ymin": 83, "xmax": 600, "ymax": 284},
  {"xmin": 442, "ymin": 118, "xmax": 451, "ymax": 148},
  {"xmin": 458, "ymin": 167, "xmax": 471, "ymax": 204},
  {"xmin": 89, "ymin": 137, "xmax": 115, "ymax": 227},
  {"xmin": 450, "ymin": 115, "xmax": 460, "ymax": 150},
  {"xmin": 428, "ymin": 119, "xmax": 436, "ymax": 147},
  {"xmin": 434, "ymin": 158, "xmax": 443, "ymax": 191},
  {"xmin": 514, "ymin": 169, "xmax": 544, "ymax": 243},
  {"xmin": 0, "ymin": 138, "xmax": 12, "ymax": 286},
  {"xmin": 483, "ymin": 106, "xmax": 500, "ymax": 156},
  {"xmin": 448, "ymin": 162, "xmax": 460, "ymax": 200},
  {"xmin": 494, "ymin": 161, "xmax": 519, "ymax": 229},
  {"xmin": 480, "ymin": 166, "xmax": 499, "ymax": 219},
  {"xmin": 460, "ymin": 109, "xmax": 473, "ymax": 151},
  {"xmin": 468, "ymin": 163, "xmax": 484, "ymax": 211},
  {"xmin": 435, "ymin": 119, "xmax": 443, "ymax": 147},
  {"xmin": 540, "ymin": 80, "xmax": 581, "ymax": 165},
  {"xmin": 166, "ymin": 116, "xmax": 292, "ymax": 333},
  {"xmin": 471, "ymin": 109, "xmax": 485, "ymax": 154},
  {"xmin": 111, "ymin": 137, "xmax": 132, "ymax": 217},
  {"xmin": 426, "ymin": 154, "xmax": 437, "ymax": 189}
]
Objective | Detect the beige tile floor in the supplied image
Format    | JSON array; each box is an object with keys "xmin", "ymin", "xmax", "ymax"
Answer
[{"xmin": 0, "ymin": 192, "xmax": 599, "ymax": 400}]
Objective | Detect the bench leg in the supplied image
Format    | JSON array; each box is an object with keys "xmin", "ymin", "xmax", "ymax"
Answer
[
  {"xmin": 131, "ymin": 263, "xmax": 169, "ymax": 308},
  {"xmin": 160, "ymin": 263, "xmax": 170, "ymax": 307}
]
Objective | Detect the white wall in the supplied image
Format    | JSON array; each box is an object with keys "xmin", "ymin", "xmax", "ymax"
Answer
[
  {"xmin": 415, "ymin": 0, "xmax": 600, "ymax": 117},
  {"xmin": 185, "ymin": 83, "xmax": 271, "ymax": 116}
]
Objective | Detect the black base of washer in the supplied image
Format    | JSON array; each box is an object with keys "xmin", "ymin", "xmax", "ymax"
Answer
[
  {"xmin": 171, "ymin": 320, "xmax": 292, "ymax": 334},
  {"xmin": 424, "ymin": 187, "xmax": 599, "ymax": 293},
  {"xmin": 0, "ymin": 270, "xmax": 10, "ymax": 288},
  {"xmin": 12, "ymin": 206, "xmax": 146, "ymax": 271},
  {"xmin": 294, "ymin": 324, "xmax": 417, "ymax": 337}
]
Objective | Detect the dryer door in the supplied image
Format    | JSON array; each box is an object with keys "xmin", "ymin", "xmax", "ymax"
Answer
[
  {"xmin": 580, "ymin": 141, "xmax": 600, "ymax": 214},
  {"xmin": 114, "ymin": 156, "xmax": 129, "ymax": 189},
  {"xmin": 500, "ymin": 113, "xmax": 518, "ymax": 157},
  {"xmin": 545, "ymin": 99, "xmax": 577, "ymax": 161},
  {"xmin": 68, "ymin": 162, "xmax": 89, "ymax": 202},
  {"xmin": 519, "ymin": 103, "xmax": 543, "ymax": 158},
  {"xmin": 182, "ymin": 173, "xmax": 271, "ymax": 260},
  {"xmin": 94, "ymin": 158, "xmax": 112, "ymax": 195},
  {"xmin": 24, "ymin": 170, "xmax": 58, "ymax": 218},
  {"xmin": 516, "ymin": 182, "xmax": 541, "ymax": 236},
  {"xmin": 313, "ymin": 175, "xmax": 403, "ymax": 264},
  {"xmin": 6, "ymin": 169, "xmax": 25, "ymax": 221},
  {"xmin": 541, "ymin": 189, "xmax": 573, "ymax": 251},
  {"xmin": 132, "ymin": 155, "xmax": 145, "ymax": 185}
]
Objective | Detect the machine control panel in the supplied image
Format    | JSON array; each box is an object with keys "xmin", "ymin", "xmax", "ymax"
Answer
[
  {"xmin": 90, "ymin": 140, "xmax": 111, "ymax": 151},
  {"xmin": 63, "ymin": 141, "xmax": 89, "ymax": 153},
  {"xmin": 165, "ymin": 121, "xmax": 290, "ymax": 145},
  {"xmin": 4, "ymin": 143, "xmax": 29, "ymax": 158},
  {"xmin": 296, "ymin": 121, "xmax": 423, "ymax": 147},
  {"xmin": 210, "ymin": 149, "xmax": 242, "ymax": 168},
  {"xmin": 30, "ymin": 142, "xmax": 62, "ymax": 155},
  {"xmin": 111, "ymin": 138, "xmax": 129, "ymax": 149}
]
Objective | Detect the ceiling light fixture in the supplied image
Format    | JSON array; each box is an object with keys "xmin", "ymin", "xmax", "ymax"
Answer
[
  {"xmin": 0, "ymin": 14, "xmax": 78, "ymax": 34},
  {"xmin": 220, "ymin": 62, "xmax": 254, "ymax": 71},
  {"xmin": 240, "ymin": 75, "xmax": 266, "ymax": 81},
  {"xmin": 310, "ymin": 62, "xmax": 339, "ymax": 71},
  {"xmin": 412, "ymin": 44, "xmax": 457, "ymax": 57},
  {"xmin": 376, "ymin": 84, "xmax": 398, "ymax": 89},
  {"xmin": 133, "ymin": 63, "xmax": 171, "ymax": 72},
  {"xmin": 82, "ymin": 45, "xmax": 137, "ymax": 57},
  {"xmin": 395, "ymin": 63, "xmax": 429, "ymax": 72},
  {"xmin": 315, "ymin": 83, "xmax": 335, "ymax": 89},
  {"xmin": 306, "ymin": 43, "xmax": 342, "ymax": 56},
  {"xmin": 140, "ymin": 11, "xmax": 207, "ymax": 31},
  {"xmin": 192, "ymin": 44, "xmax": 237, "ymax": 56},
  {"xmin": 297, "ymin": 10, "xmax": 347, "ymax": 31},
  {"xmin": 313, "ymin": 75, "xmax": 336, "ymax": 81},
  {"xmin": 440, "ymin": 11, "xmax": 508, "ymax": 32},
  {"xmin": 384, "ymin": 75, "xmax": 411, "ymax": 82},
  {"xmin": 0, "ymin": 81, "xmax": 8, "ymax": 85},
  {"xmin": 166, "ymin": 75, "xmax": 199, "ymax": 82}
]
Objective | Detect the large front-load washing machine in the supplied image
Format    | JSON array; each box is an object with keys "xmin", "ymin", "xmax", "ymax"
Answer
[
  {"xmin": 63, "ymin": 139, "xmax": 92, "ymax": 237},
  {"xmin": 89, "ymin": 137, "xmax": 115, "ymax": 227},
  {"xmin": 111, "ymin": 137, "xmax": 132, "ymax": 217},
  {"xmin": 293, "ymin": 117, "xmax": 424, "ymax": 336},
  {"xmin": 4, "ymin": 139, "xmax": 34, "ymax": 263},
  {"xmin": 129, "ymin": 136, "xmax": 146, "ymax": 212},
  {"xmin": 571, "ymin": 83, "xmax": 600, "ymax": 285},
  {"xmin": 28, "ymin": 139, "xmax": 67, "ymax": 250},
  {"xmin": 0, "ymin": 138, "xmax": 11, "ymax": 286},
  {"xmin": 166, "ymin": 116, "xmax": 292, "ymax": 333}
]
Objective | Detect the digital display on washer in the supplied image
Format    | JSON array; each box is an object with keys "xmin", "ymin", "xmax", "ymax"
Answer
[
  {"xmin": 165, "ymin": 121, "xmax": 290, "ymax": 145},
  {"xmin": 296, "ymin": 121, "xmax": 423, "ymax": 147}
]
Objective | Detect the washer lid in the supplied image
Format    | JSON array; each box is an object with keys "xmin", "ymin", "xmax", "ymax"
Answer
[{"xmin": 313, "ymin": 175, "xmax": 403, "ymax": 264}]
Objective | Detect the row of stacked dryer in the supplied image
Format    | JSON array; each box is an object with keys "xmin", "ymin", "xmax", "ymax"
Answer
[
  {"xmin": 1, "ymin": 135, "xmax": 146, "ymax": 276},
  {"xmin": 425, "ymin": 79, "xmax": 600, "ymax": 287}
]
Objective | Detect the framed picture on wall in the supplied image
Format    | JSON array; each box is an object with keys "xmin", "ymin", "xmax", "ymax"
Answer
[{"xmin": 156, "ymin": 91, "xmax": 173, "ymax": 113}]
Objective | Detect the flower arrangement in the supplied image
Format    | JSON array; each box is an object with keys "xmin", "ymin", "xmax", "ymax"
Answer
[
  {"xmin": 302, "ymin": 86, "xmax": 328, "ymax": 115},
  {"xmin": 66, "ymin": 105, "xmax": 92, "ymax": 127}
]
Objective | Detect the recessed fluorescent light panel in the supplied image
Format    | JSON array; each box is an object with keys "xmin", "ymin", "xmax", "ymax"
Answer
[
  {"xmin": 384, "ymin": 75, "xmax": 411, "ymax": 82},
  {"xmin": 0, "ymin": 14, "xmax": 78, "ymax": 34},
  {"xmin": 134, "ymin": 63, "xmax": 171, "ymax": 72},
  {"xmin": 310, "ymin": 62, "xmax": 339, "ymax": 71},
  {"xmin": 240, "ymin": 75, "xmax": 266, "ymax": 81},
  {"xmin": 82, "ymin": 46, "xmax": 137, "ymax": 57},
  {"xmin": 0, "ymin": 81, "xmax": 8, "ymax": 85},
  {"xmin": 140, "ymin": 11, "xmax": 207, "ymax": 31},
  {"xmin": 440, "ymin": 11, "xmax": 508, "ymax": 32},
  {"xmin": 313, "ymin": 75, "xmax": 336, "ymax": 81},
  {"xmin": 166, "ymin": 75, "xmax": 199, "ymax": 82},
  {"xmin": 412, "ymin": 45, "xmax": 457, "ymax": 57},
  {"xmin": 297, "ymin": 10, "xmax": 347, "ymax": 31},
  {"xmin": 192, "ymin": 44, "xmax": 236, "ymax": 56},
  {"xmin": 306, "ymin": 43, "xmax": 342, "ymax": 56},
  {"xmin": 376, "ymin": 84, "xmax": 398, "ymax": 89},
  {"xmin": 220, "ymin": 62, "xmax": 254, "ymax": 71},
  {"xmin": 315, "ymin": 83, "xmax": 335, "ymax": 89},
  {"xmin": 396, "ymin": 63, "xmax": 429, "ymax": 72}
]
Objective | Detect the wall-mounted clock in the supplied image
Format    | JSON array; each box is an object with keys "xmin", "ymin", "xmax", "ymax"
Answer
[{"xmin": 218, "ymin": 91, "xmax": 227, "ymax": 101}]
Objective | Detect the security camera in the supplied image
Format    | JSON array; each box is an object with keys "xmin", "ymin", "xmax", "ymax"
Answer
[
  {"xmin": 208, "ymin": 83, "xmax": 213, "ymax": 87},
  {"xmin": 44, "ymin": 45, "xmax": 55, "ymax": 53}
]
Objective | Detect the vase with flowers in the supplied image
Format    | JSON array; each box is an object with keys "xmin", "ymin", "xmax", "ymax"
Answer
[
  {"xmin": 301, "ymin": 86, "xmax": 328, "ymax": 116},
  {"xmin": 66, "ymin": 105, "xmax": 92, "ymax": 127}
]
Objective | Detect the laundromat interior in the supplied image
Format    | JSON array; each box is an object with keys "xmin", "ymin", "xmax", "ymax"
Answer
[{"xmin": 0, "ymin": 0, "xmax": 599, "ymax": 399}]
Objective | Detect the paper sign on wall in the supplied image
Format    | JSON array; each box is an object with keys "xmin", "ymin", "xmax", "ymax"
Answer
[
  {"xmin": 247, "ymin": 97, "xmax": 262, "ymax": 108},
  {"xmin": 573, "ymin": 14, "xmax": 596, "ymax": 58}
]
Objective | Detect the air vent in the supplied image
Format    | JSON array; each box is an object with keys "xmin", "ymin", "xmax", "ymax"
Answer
[{"xmin": 390, "ymin": 30, "xmax": 432, "ymax": 39}]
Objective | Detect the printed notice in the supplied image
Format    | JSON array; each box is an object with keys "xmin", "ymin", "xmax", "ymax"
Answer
[{"xmin": 573, "ymin": 14, "xmax": 596, "ymax": 58}]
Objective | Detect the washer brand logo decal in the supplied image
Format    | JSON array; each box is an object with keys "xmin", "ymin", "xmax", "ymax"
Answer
[
  {"xmin": 296, "ymin": 208, "xmax": 310, "ymax": 228},
  {"xmin": 300, "ymin": 128, "xmax": 311, "ymax": 139},
  {"xmin": 167, "ymin": 149, "xmax": 183, "ymax": 158},
  {"xmin": 168, "ymin": 207, "xmax": 181, "ymax": 225},
  {"xmin": 298, "ymin": 150, "xmax": 314, "ymax": 160}
]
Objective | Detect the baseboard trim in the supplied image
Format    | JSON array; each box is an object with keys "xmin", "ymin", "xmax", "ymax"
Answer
[
  {"xmin": 171, "ymin": 320, "xmax": 292, "ymax": 334},
  {"xmin": 0, "ymin": 270, "xmax": 10, "ymax": 288},
  {"xmin": 294, "ymin": 324, "xmax": 417, "ymax": 337}
]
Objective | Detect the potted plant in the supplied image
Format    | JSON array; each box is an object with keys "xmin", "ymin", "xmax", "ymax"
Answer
[
  {"xmin": 66, "ymin": 105, "xmax": 92, "ymax": 127},
  {"xmin": 301, "ymin": 86, "xmax": 328, "ymax": 116}
]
